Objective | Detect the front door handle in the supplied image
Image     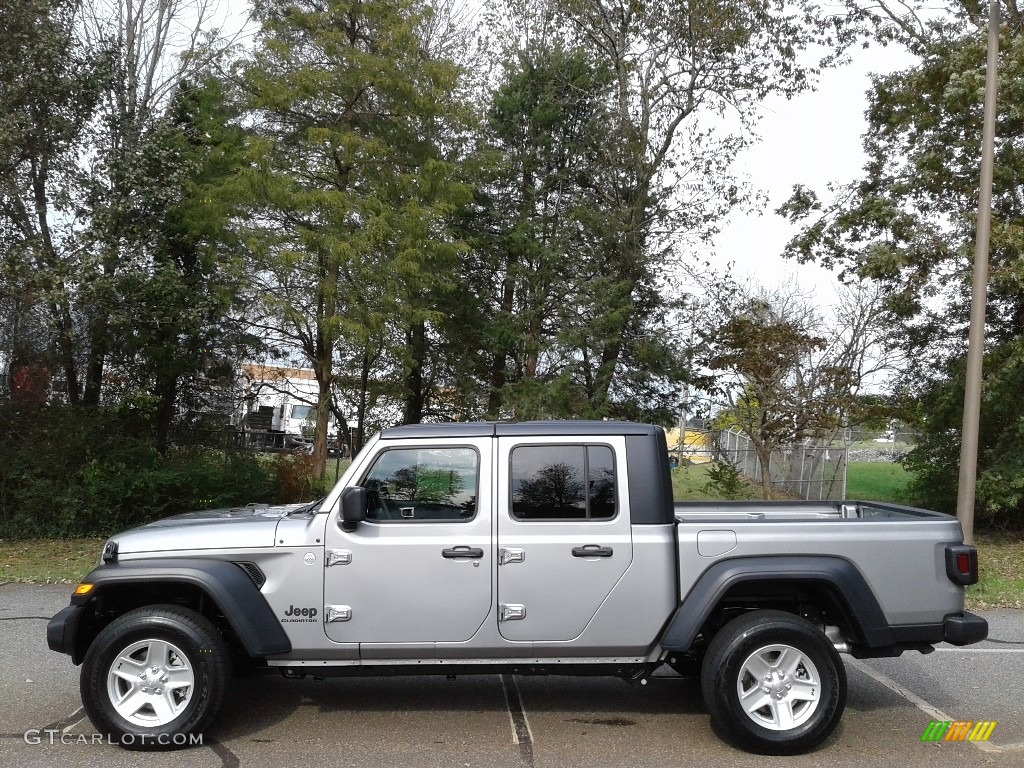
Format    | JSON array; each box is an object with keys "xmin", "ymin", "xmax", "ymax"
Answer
[
  {"xmin": 442, "ymin": 546, "xmax": 484, "ymax": 559},
  {"xmin": 572, "ymin": 545, "xmax": 613, "ymax": 558}
]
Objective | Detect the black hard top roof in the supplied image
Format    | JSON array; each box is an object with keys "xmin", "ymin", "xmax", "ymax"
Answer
[{"xmin": 380, "ymin": 420, "xmax": 663, "ymax": 440}]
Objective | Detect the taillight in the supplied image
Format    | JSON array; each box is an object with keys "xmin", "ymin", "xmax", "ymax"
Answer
[{"xmin": 945, "ymin": 545, "xmax": 979, "ymax": 586}]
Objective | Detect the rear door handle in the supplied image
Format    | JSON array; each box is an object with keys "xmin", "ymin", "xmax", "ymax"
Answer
[
  {"xmin": 572, "ymin": 545, "xmax": 613, "ymax": 558},
  {"xmin": 442, "ymin": 546, "xmax": 484, "ymax": 559}
]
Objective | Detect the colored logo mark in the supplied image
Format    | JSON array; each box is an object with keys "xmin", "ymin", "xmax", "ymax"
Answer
[{"xmin": 920, "ymin": 721, "xmax": 997, "ymax": 742}]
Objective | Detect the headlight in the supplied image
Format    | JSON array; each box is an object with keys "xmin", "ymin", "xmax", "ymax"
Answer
[{"xmin": 101, "ymin": 539, "xmax": 118, "ymax": 564}]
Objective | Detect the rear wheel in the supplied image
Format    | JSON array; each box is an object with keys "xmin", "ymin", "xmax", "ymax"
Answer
[
  {"xmin": 701, "ymin": 610, "xmax": 846, "ymax": 754},
  {"xmin": 80, "ymin": 605, "xmax": 230, "ymax": 750}
]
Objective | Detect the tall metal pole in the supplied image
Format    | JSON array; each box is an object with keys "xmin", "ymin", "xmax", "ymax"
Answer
[
  {"xmin": 957, "ymin": 0, "xmax": 999, "ymax": 545},
  {"xmin": 679, "ymin": 380, "xmax": 688, "ymax": 445},
  {"xmin": 679, "ymin": 305, "xmax": 698, "ymax": 458}
]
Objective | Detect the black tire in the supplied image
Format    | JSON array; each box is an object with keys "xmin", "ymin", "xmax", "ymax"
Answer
[
  {"xmin": 80, "ymin": 604, "xmax": 231, "ymax": 750},
  {"xmin": 700, "ymin": 609, "xmax": 846, "ymax": 755}
]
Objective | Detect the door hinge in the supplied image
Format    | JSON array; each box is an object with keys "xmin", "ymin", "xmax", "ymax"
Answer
[
  {"xmin": 326, "ymin": 549, "xmax": 352, "ymax": 567},
  {"xmin": 325, "ymin": 605, "xmax": 352, "ymax": 623},
  {"xmin": 499, "ymin": 604, "xmax": 526, "ymax": 621},
  {"xmin": 499, "ymin": 547, "xmax": 525, "ymax": 565}
]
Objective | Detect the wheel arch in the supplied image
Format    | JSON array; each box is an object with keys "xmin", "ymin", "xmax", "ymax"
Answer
[
  {"xmin": 66, "ymin": 559, "xmax": 291, "ymax": 664},
  {"xmin": 660, "ymin": 555, "xmax": 895, "ymax": 653}
]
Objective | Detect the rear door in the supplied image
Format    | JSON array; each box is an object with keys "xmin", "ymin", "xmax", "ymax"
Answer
[{"xmin": 495, "ymin": 436, "xmax": 632, "ymax": 642}]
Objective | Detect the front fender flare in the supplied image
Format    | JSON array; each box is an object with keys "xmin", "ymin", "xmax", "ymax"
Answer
[{"xmin": 68, "ymin": 558, "xmax": 291, "ymax": 658}]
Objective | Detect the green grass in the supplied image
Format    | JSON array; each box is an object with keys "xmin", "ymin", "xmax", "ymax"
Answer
[
  {"xmin": 323, "ymin": 458, "xmax": 352, "ymax": 486},
  {"xmin": 845, "ymin": 461, "xmax": 911, "ymax": 502},
  {"xmin": 0, "ymin": 538, "xmax": 105, "ymax": 584},
  {"xmin": 967, "ymin": 534, "xmax": 1024, "ymax": 610},
  {"xmin": 671, "ymin": 462, "xmax": 762, "ymax": 501},
  {"xmin": 672, "ymin": 463, "xmax": 714, "ymax": 500}
]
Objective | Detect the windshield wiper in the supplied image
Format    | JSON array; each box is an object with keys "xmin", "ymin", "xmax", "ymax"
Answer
[{"xmin": 289, "ymin": 497, "xmax": 326, "ymax": 516}]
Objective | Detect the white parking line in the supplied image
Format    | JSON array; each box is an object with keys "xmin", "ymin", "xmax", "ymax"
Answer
[
  {"xmin": 61, "ymin": 708, "xmax": 86, "ymax": 733},
  {"xmin": 933, "ymin": 648, "xmax": 1024, "ymax": 653},
  {"xmin": 846, "ymin": 658, "xmax": 1022, "ymax": 754},
  {"xmin": 499, "ymin": 674, "xmax": 534, "ymax": 750},
  {"xmin": 845, "ymin": 658, "xmax": 950, "ymax": 721}
]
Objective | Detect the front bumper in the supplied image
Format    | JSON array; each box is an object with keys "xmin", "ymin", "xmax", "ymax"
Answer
[
  {"xmin": 47, "ymin": 604, "xmax": 84, "ymax": 659},
  {"xmin": 944, "ymin": 611, "xmax": 988, "ymax": 646}
]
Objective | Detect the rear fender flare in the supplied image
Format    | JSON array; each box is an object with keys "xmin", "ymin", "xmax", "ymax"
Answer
[{"xmin": 660, "ymin": 555, "xmax": 894, "ymax": 651}]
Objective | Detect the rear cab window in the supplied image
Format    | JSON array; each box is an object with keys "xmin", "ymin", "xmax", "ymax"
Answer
[{"xmin": 510, "ymin": 444, "xmax": 617, "ymax": 521}]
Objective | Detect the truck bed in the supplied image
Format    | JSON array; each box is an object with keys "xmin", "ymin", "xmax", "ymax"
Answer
[
  {"xmin": 674, "ymin": 499, "xmax": 954, "ymax": 522},
  {"xmin": 673, "ymin": 499, "xmax": 966, "ymax": 629}
]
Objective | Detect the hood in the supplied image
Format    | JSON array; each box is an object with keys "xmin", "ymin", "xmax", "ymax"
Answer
[{"xmin": 111, "ymin": 502, "xmax": 313, "ymax": 555}]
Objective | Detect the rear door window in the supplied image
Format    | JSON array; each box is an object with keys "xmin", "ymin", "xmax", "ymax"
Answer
[{"xmin": 510, "ymin": 445, "xmax": 617, "ymax": 520}]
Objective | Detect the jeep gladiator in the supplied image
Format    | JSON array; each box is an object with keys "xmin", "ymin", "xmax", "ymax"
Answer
[{"xmin": 47, "ymin": 421, "xmax": 988, "ymax": 754}]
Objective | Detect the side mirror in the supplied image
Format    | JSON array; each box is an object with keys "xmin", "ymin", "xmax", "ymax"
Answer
[{"xmin": 340, "ymin": 486, "xmax": 367, "ymax": 532}]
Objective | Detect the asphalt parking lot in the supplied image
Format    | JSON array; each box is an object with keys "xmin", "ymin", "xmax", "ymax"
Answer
[{"xmin": 2, "ymin": 583, "xmax": 1023, "ymax": 768}]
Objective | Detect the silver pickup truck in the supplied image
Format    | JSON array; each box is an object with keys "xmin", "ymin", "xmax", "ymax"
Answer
[{"xmin": 47, "ymin": 421, "xmax": 987, "ymax": 754}]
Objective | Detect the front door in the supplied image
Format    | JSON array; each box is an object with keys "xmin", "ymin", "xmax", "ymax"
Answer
[
  {"xmin": 496, "ymin": 436, "xmax": 633, "ymax": 642},
  {"xmin": 323, "ymin": 438, "xmax": 492, "ymax": 649}
]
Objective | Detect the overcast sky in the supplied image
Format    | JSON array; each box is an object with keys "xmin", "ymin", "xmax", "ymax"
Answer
[{"xmin": 708, "ymin": 44, "xmax": 916, "ymax": 306}]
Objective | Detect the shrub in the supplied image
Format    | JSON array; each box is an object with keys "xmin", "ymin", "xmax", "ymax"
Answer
[
  {"xmin": 269, "ymin": 453, "xmax": 331, "ymax": 503},
  {"xmin": 0, "ymin": 404, "xmax": 277, "ymax": 538},
  {"xmin": 702, "ymin": 460, "xmax": 750, "ymax": 500}
]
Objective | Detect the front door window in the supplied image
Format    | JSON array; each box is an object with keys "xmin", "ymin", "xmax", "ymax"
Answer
[{"xmin": 362, "ymin": 447, "xmax": 479, "ymax": 521}]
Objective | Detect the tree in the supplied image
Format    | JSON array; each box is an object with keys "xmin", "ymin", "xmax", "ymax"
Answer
[
  {"xmin": 77, "ymin": 0, "xmax": 231, "ymax": 406},
  {"xmin": 455, "ymin": 0, "xmax": 860, "ymax": 422},
  {"xmin": 1, "ymin": 0, "xmax": 235, "ymax": 412},
  {"xmin": 103, "ymin": 76, "xmax": 255, "ymax": 450},
  {"xmin": 779, "ymin": 1, "xmax": 1024, "ymax": 520},
  {"xmin": 457, "ymin": 35, "xmax": 630, "ymax": 419},
  {"xmin": 700, "ymin": 281, "xmax": 896, "ymax": 498},
  {"xmin": 542, "ymin": 0, "xmax": 853, "ymax": 413},
  {"xmin": 0, "ymin": 0, "xmax": 105, "ymax": 403},
  {"xmin": 228, "ymin": 0, "xmax": 473, "ymax": 477}
]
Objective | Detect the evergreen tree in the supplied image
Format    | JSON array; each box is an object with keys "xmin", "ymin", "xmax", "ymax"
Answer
[{"xmin": 229, "ymin": 0, "xmax": 473, "ymax": 476}]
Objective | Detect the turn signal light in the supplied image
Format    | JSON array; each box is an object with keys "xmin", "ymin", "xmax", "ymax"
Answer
[{"xmin": 73, "ymin": 583, "xmax": 94, "ymax": 596}]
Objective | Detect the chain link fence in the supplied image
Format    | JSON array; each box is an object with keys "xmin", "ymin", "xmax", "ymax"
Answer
[
  {"xmin": 842, "ymin": 426, "xmax": 919, "ymax": 449},
  {"xmin": 699, "ymin": 428, "xmax": 848, "ymax": 501}
]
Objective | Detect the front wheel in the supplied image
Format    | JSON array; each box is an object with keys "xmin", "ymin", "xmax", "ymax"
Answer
[
  {"xmin": 80, "ymin": 605, "xmax": 230, "ymax": 750},
  {"xmin": 701, "ymin": 610, "xmax": 846, "ymax": 754}
]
